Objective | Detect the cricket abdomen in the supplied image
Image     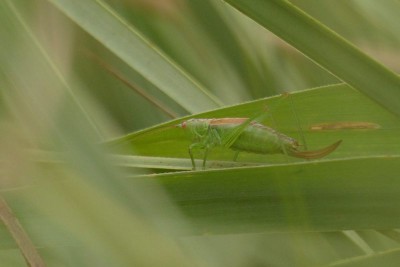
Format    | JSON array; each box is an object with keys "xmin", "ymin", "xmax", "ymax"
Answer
[{"xmin": 230, "ymin": 123, "xmax": 297, "ymax": 155}]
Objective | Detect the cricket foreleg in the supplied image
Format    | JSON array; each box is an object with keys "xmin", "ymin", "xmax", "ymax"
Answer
[
  {"xmin": 200, "ymin": 127, "xmax": 220, "ymax": 169},
  {"xmin": 189, "ymin": 143, "xmax": 200, "ymax": 170},
  {"xmin": 189, "ymin": 141, "xmax": 211, "ymax": 170}
]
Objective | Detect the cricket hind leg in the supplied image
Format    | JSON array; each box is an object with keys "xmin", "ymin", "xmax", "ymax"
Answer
[
  {"xmin": 233, "ymin": 151, "xmax": 240, "ymax": 161},
  {"xmin": 285, "ymin": 92, "xmax": 308, "ymax": 151},
  {"xmin": 265, "ymin": 92, "xmax": 303, "ymax": 163},
  {"xmin": 189, "ymin": 127, "xmax": 219, "ymax": 170},
  {"xmin": 202, "ymin": 146, "xmax": 210, "ymax": 170},
  {"xmin": 201, "ymin": 127, "xmax": 220, "ymax": 169}
]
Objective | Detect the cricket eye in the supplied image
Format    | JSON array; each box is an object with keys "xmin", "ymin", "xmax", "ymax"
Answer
[
  {"xmin": 180, "ymin": 121, "xmax": 187, "ymax": 128},
  {"xmin": 175, "ymin": 122, "xmax": 183, "ymax": 128}
]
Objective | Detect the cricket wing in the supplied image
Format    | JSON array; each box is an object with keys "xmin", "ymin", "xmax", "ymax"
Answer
[
  {"xmin": 207, "ymin": 118, "xmax": 257, "ymax": 149},
  {"xmin": 289, "ymin": 140, "xmax": 342, "ymax": 159}
]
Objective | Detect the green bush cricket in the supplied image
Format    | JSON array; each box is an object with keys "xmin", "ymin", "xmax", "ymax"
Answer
[{"xmin": 177, "ymin": 109, "xmax": 342, "ymax": 170}]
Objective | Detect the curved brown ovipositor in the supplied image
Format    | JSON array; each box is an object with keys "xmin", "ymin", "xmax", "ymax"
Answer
[{"xmin": 288, "ymin": 140, "xmax": 342, "ymax": 159}]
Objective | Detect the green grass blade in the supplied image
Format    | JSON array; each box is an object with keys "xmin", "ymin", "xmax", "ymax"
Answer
[
  {"xmin": 223, "ymin": 0, "xmax": 400, "ymax": 117},
  {"xmin": 106, "ymin": 84, "xmax": 400, "ymax": 166},
  {"xmin": 143, "ymin": 155, "xmax": 400, "ymax": 234},
  {"xmin": 29, "ymin": 150, "xmax": 256, "ymax": 171}
]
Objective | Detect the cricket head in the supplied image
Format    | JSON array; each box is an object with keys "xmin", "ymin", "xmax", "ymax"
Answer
[
  {"xmin": 176, "ymin": 119, "xmax": 204, "ymax": 129},
  {"xmin": 175, "ymin": 121, "xmax": 187, "ymax": 128},
  {"xmin": 176, "ymin": 119, "xmax": 211, "ymax": 136}
]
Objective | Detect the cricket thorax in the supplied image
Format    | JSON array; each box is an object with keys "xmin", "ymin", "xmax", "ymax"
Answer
[{"xmin": 179, "ymin": 119, "xmax": 213, "ymax": 141}]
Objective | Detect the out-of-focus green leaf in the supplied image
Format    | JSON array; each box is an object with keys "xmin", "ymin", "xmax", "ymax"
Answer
[
  {"xmin": 223, "ymin": 0, "xmax": 400, "ymax": 117},
  {"xmin": 48, "ymin": 0, "xmax": 223, "ymax": 113},
  {"xmin": 0, "ymin": 1, "xmax": 195, "ymax": 265}
]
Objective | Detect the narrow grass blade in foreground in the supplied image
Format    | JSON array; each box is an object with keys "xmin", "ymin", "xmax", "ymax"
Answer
[
  {"xmin": 328, "ymin": 248, "xmax": 400, "ymax": 267},
  {"xmin": 2, "ymin": 156, "xmax": 399, "ymax": 239},
  {"xmin": 48, "ymin": 0, "xmax": 223, "ymax": 113},
  {"xmin": 0, "ymin": 196, "xmax": 46, "ymax": 267}
]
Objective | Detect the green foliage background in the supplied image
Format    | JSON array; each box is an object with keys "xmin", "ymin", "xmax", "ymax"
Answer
[{"xmin": 1, "ymin": 0, "xmax": 400, "ymax": 266}]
